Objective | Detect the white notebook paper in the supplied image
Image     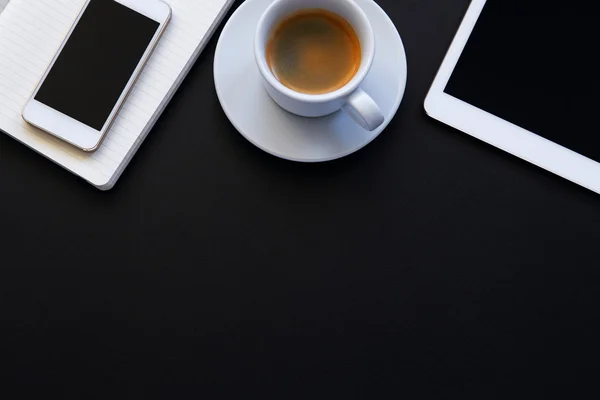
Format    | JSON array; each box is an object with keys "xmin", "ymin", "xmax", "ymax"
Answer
[{"xmin": 0, "ymin": 0, "xmax": 233, "ymax": 189}]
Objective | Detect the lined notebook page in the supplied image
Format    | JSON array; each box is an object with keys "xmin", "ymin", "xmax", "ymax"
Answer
[{"xmin": 0, "ymin": 0, "xmax": 230, "ymax": 188}]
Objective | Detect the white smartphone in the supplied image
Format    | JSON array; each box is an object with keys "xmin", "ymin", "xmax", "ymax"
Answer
[{"xmin": 22, "ymin": 0, "xmax": 171, "ymax": 152}]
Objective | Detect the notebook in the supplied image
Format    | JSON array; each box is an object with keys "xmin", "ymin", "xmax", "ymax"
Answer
[{"xmin": 0, "ymin": 0, "xmax": 233, "ymax": 190}]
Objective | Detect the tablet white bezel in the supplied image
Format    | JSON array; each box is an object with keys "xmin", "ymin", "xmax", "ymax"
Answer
[{"xmin": 424, "ymin": 0, "xmax": 600, "ymax": 194}]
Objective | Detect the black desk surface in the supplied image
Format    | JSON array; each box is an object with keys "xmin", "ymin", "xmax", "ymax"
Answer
[{"xmin": 2, "ymin": 0, "xmax": 600, "ymax": 396}]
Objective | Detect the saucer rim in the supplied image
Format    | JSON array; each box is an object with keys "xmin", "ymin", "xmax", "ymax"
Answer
[{"xmin": 213, "ymin": 0, "xmax": 408, "ymax": 163}]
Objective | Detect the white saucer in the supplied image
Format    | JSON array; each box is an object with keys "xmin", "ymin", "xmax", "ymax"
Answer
[{"xmin": 214, "ymin": 0, "xmax": 407, "ymax": 162}]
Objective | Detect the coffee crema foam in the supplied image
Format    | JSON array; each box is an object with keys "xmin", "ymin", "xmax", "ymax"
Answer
[{"xmin": 266, "ymin": 9, "xmax": 362, "ymax": 95}]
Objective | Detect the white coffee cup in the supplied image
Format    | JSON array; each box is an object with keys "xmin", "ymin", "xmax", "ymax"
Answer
[{"xmin": 254, "ymin": 0, "xmax": 385, "ymax": 131}]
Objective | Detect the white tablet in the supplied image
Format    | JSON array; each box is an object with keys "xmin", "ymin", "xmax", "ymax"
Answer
[{"xmin": 425, "ymin": 0, "xmax": 599, "ymax": 194}]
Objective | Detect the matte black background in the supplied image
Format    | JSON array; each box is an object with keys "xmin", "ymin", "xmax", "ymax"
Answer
[
  {"xmin": 35, "ymin": 0, "xmax": 159, "ymax": 130},
  {"xmin": 446, "ymin": 1, "xmax": 600, "ymax": 162},
  {"xmin": 1, "ymin": 0, "xmax": 600, "ymax": 397}
]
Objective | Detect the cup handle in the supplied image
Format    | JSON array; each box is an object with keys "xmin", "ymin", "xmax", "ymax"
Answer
[{"xmin": 342, "ymin": 88, "xmax": 385, "ymax": 131}]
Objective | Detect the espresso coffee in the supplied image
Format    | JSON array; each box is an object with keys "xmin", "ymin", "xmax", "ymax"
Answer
[{"xmin": 266, "ymin": 9, "xmax": 361, "ymax": 95}]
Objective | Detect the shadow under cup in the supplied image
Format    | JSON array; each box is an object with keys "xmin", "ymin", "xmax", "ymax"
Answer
[{"xmin": 255, "ymin": 0, "xmax": 375, "ymax": 118}]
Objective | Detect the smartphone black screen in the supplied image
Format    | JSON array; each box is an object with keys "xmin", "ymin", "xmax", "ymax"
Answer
[
  {"xmin": 444, "ymin": 1, "xmax": 599, "ymax": 162},
  {"xmin": 35, "ymin": 0, "xmax": 160, "ymax": 131}
]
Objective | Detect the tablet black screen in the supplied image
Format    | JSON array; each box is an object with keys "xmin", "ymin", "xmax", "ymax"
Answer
[{"xmin": 445, "ymin": 1, "xmax": 599, "ymax": 163}]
